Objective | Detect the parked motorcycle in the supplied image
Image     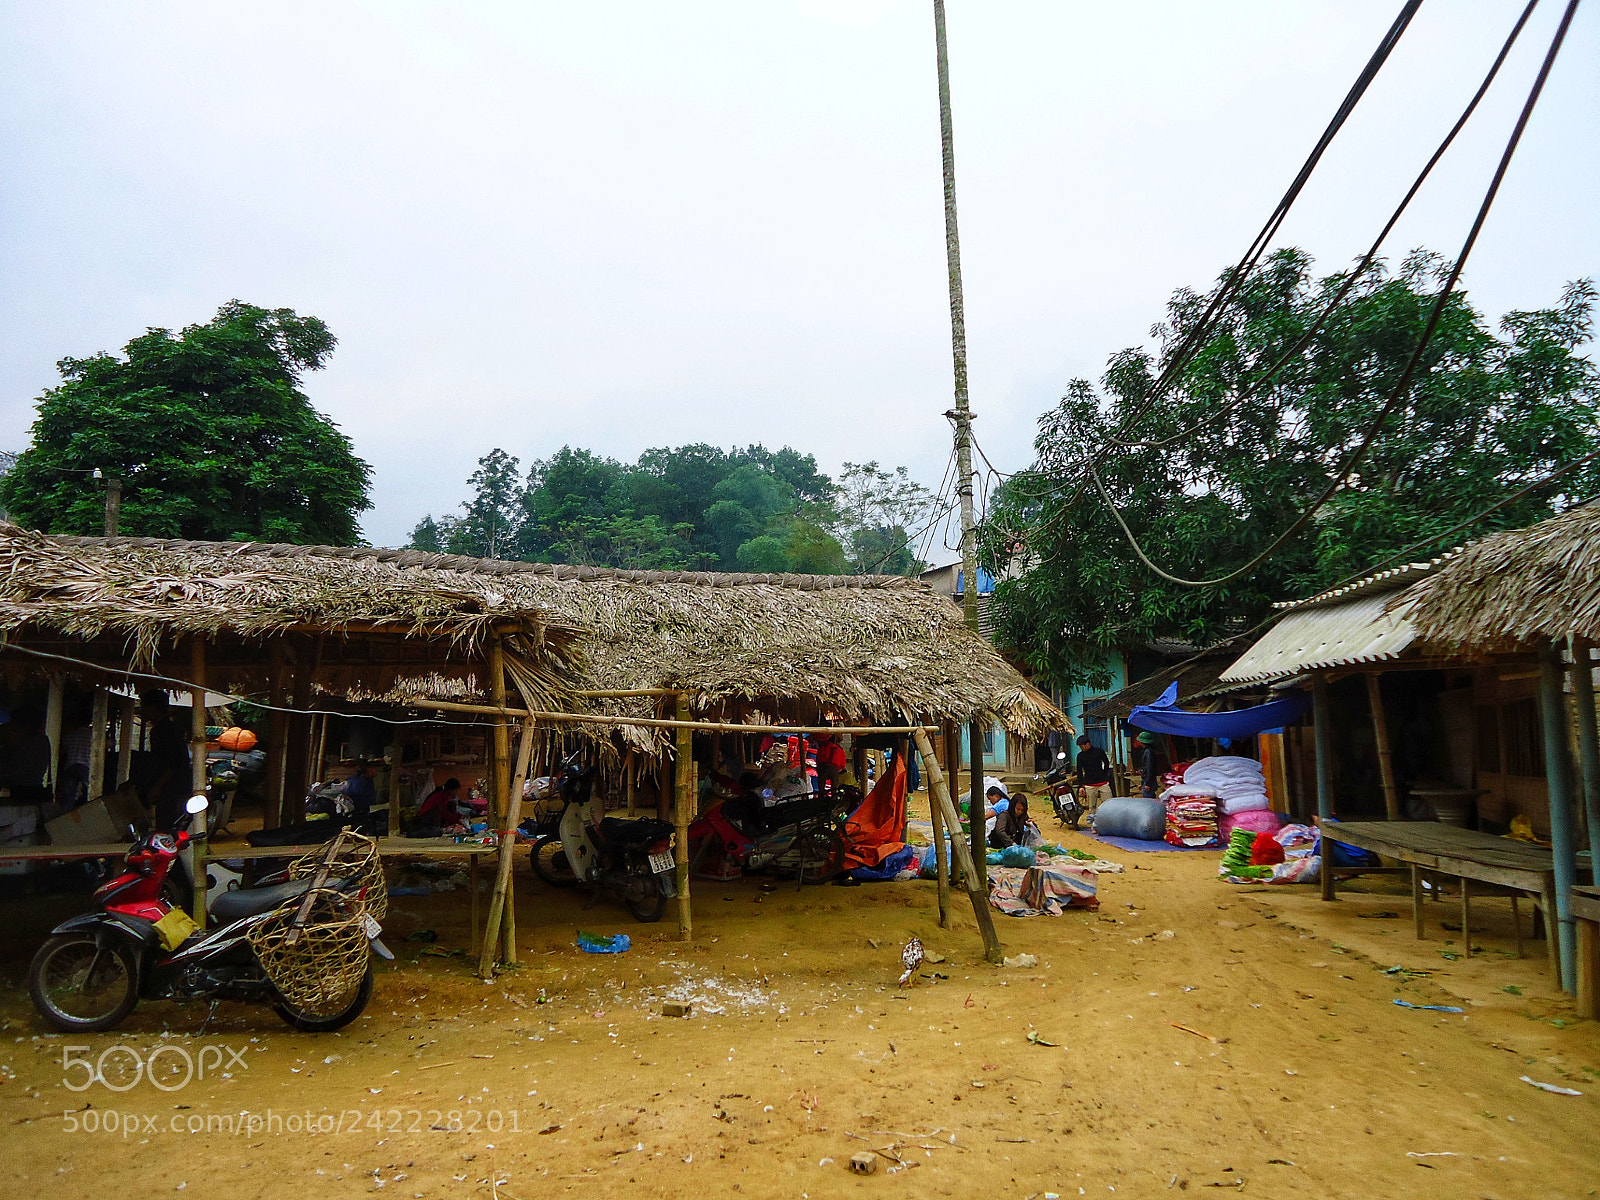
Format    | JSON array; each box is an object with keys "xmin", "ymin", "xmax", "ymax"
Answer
[
  {"xmin": 1044, "ymin": 751, "xmax": 1084, "ymax": 829},
  {"xmin": 688, "ymin": 771, "xmax": 852, "ymax": 884},
  {"xmin": 28, "ymin": 796, "xmax": 391, "ymax": 1034},
  {"xmin": 532, "ymin": 754, "xmax": 675, "ymax": 921}
]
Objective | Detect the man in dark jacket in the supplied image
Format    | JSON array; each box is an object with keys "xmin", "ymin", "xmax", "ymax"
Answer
[{"xmin": 1074, "ymin": 735, "xmax": 1113, "ymax": 819}]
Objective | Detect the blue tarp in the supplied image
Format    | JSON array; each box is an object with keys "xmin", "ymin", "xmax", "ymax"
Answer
[{"xmin": 1127, "ymin": 682, "xmax": 1309, "ymax": 740}]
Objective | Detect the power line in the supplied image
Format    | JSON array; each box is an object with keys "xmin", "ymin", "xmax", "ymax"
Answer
[
  {"xmin": 1085, "ymin": 0, "xmax": 1582, "ymax": 590},
  {"xmin": 1105, "ymin": 0, "xmax": 1542, "ymax": 455}
]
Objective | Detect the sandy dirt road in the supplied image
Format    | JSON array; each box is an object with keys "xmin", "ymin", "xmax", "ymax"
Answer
[{"xmin": 1, "ymin": 821, "xmax": 1596, "ymax": 1199}]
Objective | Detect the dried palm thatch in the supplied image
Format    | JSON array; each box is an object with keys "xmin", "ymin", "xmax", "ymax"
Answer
[
  {"xmin": 0, "ymin": 526, "xmax": 1065, "ymax": 744},
  {"xmin": 1403, "ymin": 503, "xmax": 1600, "ymax": 653}
]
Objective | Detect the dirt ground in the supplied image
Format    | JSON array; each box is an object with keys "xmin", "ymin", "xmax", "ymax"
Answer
[{"xmin": 2, "ymin": 798, "xmax": 1598, "ymax": 1199}]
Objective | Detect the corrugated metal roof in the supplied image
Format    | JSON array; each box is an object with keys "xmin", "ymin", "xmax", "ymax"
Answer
[
  {"xmin": 1270, "ymin": 557, "xmax": 1449, "ymax": 613},
  {"xmin": 1217, "ymin": 591, "xmax": 1419, "ymax": 684}
]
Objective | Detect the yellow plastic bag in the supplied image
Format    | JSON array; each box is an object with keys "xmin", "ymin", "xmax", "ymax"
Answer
[{"xmin": 153, "ymin": 906, "xmax": 199, "ymax": 950}]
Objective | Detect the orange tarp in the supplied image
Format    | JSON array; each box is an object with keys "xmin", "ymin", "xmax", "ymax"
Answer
[{"xmin": 841, "ymin": 753, "xmax": 908, "ymax": 868}]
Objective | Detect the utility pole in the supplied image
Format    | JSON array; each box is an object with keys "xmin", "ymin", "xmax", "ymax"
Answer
[
  {"xmin": 932, "ymin": 0, "xmax": 1001, "ymax": 963},
  {"xmin": 93, "ymin": 468, "xmax": 121, "ymax": 536}
]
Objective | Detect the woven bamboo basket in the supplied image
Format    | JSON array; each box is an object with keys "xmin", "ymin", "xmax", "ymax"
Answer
[
  {"xmin": 290, "ymin": 831, "xmax": 387, "ymax": 921},
  {"xmin": 248, "ymin": 888, "xmax": 371, "ymax": 1014}
]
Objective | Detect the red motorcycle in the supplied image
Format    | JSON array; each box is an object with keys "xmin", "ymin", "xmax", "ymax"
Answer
[
  {"xmin": 28, "ymin": 797, "xmax": 390, "ymax": 1033},
  {"xmin": 688, "ymin": 771, "xmax": 852, "ymax": 883}
]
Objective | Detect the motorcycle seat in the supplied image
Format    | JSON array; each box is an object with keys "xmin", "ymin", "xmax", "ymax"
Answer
[
  {"xmin": 601, "ymin": 816, "xmax": 673, "ymax": 846},
  {"xmin": 208, "ymin": 878, "xmax": 313, "ymax": 924}
]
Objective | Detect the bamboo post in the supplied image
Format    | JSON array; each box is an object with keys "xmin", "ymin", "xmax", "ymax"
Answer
[
  {"xmin": 913, "ymin": 727, "xmax": 1001, "ymax": 963},
  {"xmin": 657, "ymin": 758, "xmax": 670, "ymax": 822},
  {"xmin": 625, "ymin": 749, "xmax": 637, "ymax": 819},
  {"xmin": 1313, "ymin": 673, "xmax": 1335, "ymax": 902},
  {"xmin": 189, "ymin": 639, "xmax": 209, "ymax": 926},
  {"xmin": 478, "ymin": 719, "xmax": 536, "ymax": 978},
  {"xmin": 487, "ymin": 635, "xmax": 510, "ymax": 831},
  {"xmin": 928, "ymin": 753, "xmax": 950, "ymax": 929},
  {"xmin": 941, "ymin": 720, "xmax": 962, "ymax": 884},
  {"xmin": 1365, "ymin": 673, "xmax": 1402, "ymax": 821},
  {"xmin": 1540, "ymin": 643, "xmax": 1579, "ymax": 993},
  {"xmin": 87, "ymin": 687, "xmax": 108, "ymax": 803},
  {"xmin": 44, "ymin": 674, "xmax": 64, "ymax": 795},
  {"xmin": 387, "ymin": 744, "xmax": 403, "ymax": 836},
  {"xmin": 264, "ymin": 640, "xmax": 288, "ymax": 827},
  {"xmin": 116, "ymin": 695, "xmax": 135, "ymax": 786},
  {"xmin": 1570, "ymin": 637, "xmax": 1600, "ymax": 881},
  {"xmin": 969, "ymin": 719, "xmax": 984, "ymax": 886},
  {"xmin": 674, "ymin": 693, "xmax": 693, "ymax": 940}
]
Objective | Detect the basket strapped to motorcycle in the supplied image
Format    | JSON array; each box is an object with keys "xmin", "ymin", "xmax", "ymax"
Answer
[{"xmin": 283, "ymin": 829, "xmax": 350, "ymax": 947}]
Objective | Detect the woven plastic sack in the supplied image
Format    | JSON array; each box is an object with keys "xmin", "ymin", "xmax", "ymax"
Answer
[{"xmin": 1218, "ymin": 809, "xmax": 1283, "ymax": 843}]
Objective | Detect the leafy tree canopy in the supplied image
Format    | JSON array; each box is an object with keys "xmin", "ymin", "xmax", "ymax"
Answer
[
  {"xmin": 980, "ymin": 248, "xmax": 1600, "ymax": 692},
  {"xmin": 410, "ymin": 441, "xmax": 932, "ymax": 576},
  {"xmin": 2, "ymin": 301, "xmax": 371, "ymax": 544}
]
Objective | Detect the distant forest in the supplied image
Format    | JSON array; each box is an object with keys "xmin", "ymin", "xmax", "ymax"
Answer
[{"xmin": 407, "ymin": 444, "xmax": 939, "ymax": 576}]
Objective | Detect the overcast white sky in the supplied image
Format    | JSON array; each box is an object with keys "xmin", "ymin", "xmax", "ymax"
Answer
[{"xmin": 2, "ymin": 1, "xmax": 1595, "ymax": 552}]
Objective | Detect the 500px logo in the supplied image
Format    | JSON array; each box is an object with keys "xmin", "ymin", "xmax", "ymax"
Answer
[{"xmin": 62, "ymin": 1044, "xmax": 249, "ymax": 1092}]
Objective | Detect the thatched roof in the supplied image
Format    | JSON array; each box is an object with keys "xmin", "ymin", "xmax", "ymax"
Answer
[
  {"xmin": 0, "ymin": 527, "xmax": 1065, "ymax": 746},
  {"xmin": 1086, "ymin": 641, "xmax": 1248, "ymax": 720},
  {"xmin": 1404, "ymin": 502, "xmax": 1600, "ymax": 653}
]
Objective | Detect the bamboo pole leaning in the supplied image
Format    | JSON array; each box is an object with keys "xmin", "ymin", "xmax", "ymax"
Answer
[
  {"xmin": 913, "ymin": 727, "xmax": 1001, "ymax": 964},
  {"xmin": 478, "ymin": 719, "xmax": 536, "ymax": 978},
  {"xmin": 674, "ymin": 694, "xmax": 693, "ymax": 940}
]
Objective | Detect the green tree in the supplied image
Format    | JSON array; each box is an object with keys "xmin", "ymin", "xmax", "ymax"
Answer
[
  {"xmin": 1, "ymin": 301, "xmax": 371, "ymax": 543},
  {"xmin": 833, "ymin": 461, "xmax": 936, "ymax": 575},
  {"xmin": 407, "ymin": 514, "xmax": 445, "ymax": 552},
  {"xmin": 447, "ymin": 448, "xmax": 521, "ymax": 559},
  {"xmin": 982, "ymin": 249, "xmax": 1600, "ymax": 692}
]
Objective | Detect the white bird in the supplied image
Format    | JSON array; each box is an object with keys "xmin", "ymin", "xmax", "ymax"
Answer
[{"xmin": 898, "ymin": 936, "xmax": 924, "ymax": 987}]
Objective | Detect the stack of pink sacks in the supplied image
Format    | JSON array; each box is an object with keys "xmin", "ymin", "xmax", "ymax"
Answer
[{"xmin": 1177, "ymin": 755, "xmax": 1282, "ymax": 843}]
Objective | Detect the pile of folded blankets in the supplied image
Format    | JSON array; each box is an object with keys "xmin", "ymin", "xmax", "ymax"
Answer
[{"xmin": 1163, "ymin": 794, "xmax": 1220, "ymax": 847}]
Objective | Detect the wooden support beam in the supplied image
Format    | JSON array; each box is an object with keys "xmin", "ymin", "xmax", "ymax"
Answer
[
  {"xmin": 403, "ymin": 698, "xmax": 938, "ymax": 736},
  {"xmin": 1313, "ymin": 673, "xmax": 1335, "ymax": 902},
  {"xmin": 1540, "ymin": 643, "xmax": 1579, "ymax": 993},
  {"xmin": 116, "ymin": 695, "xmax": 135, "ymax": 786},
  {"xmin": 264, "ymin": 640, "xmax": 288, "ymax": 827},
  {"xmin": 1571, "ymin": 637, "xmax": 1600, "ymax": 891},
  {"xmin": 674, "ymin": 693, "xmax": 693, "ymax": 940},
  {"xmin": 624, "ymin": 749, "xmax": 637, "ymax": 819},
  {"xmin": 1365, "ymin": 673, "xmax": 1402, "ymax": 821},
  {"xmin": 929, "ymin": 752, "xmax": 949, "ymax": 928},
  {"xmin": 478, "ymin": 719, "xmax": 536, "ymax": 978},
  {"xmin": 487, "ymin": 635, "xmax": 510, "ymax": 833},
  {"xmin": 913, "ymin": 727, "xmax": 1001, "ymax": 964},
  {"xmin": 969, "ymin": 719, "xmax": 983, "ymax": 898},
  {"xmin": 44, "ymin": 674, "xmax": 64, "ymax": 795},
  {"xmin": 87, "ymin": 687, "xmax": 108, "ymax": 803},
  {"xmin": 189, "ymin": 638, "xmax": 208, "ymax": 927},
  {"xmin": 387, "ymin": 742, "xmax": 403, "ymax": 838}
]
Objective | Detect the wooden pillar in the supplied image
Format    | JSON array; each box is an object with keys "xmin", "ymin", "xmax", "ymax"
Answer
[
  {"xmin": 264, "ymin": 640, "xmax": 289, "ymax": 827},
  {"xmin": 87, "ymin": 687, "xmax": 109, "ymax": 803},
  {"xmin": 1365, "ymin": 673, "xmax": 1402, "ymax": 821},
  {"xmin": 387, "ymin": 743, "xmax": 403, "ymax": 836},
  {"xmin": 852, "ymin": 739, "xmax": 868, "ymax": 791},
  {"xmin": 913, "ymin": 727, "xmax": 1001, "ymax": 963},
  {"xmin": 656, "ymin": 758, "xmax": 670, "ymax": 822},
  {"xmin": 116, "ymin": 695, "xmax": 135, "ymax": 786},
  {"xmin": 478, "ymin": 719, "xmax": 536, "ymax": 978},
  {"xmin": 1312, "ymin": 674, "xmax": 1335, "ymax": 902},
  {"xmin": 624, "ymin": 749, "xmax": 637, "ymax": 818},
  {"xmin": 673, "ymin": 693, "xmax": 693, "ymax": 940},
  {"xmin": 189, "ymin": 639, "xmax": 209, "ymax": 927},
  {"xmin": 1539, "ymin": 642, "xmax": 1578, "ymax": 993},
  {"xmin": 928, "ymin": 728, "xmax": 949, "ymax": 928},
  {"xmin": 487, "ymin": 635, "xmax": 510, "ymax": 830},
  {"xmin": 284, "ymin": 638, "xmax": 317, "ymax": 823},
  {"xmin": 968, "ymin": 719, "xmax": 984, "ymax": 885},
  {"xmin": 44, "ymin": 674, "xmax": 65, "ymax": 794},
  {"xmin": 1570, "ymin": 637, "xmax": 1600, "ymax": 880}
]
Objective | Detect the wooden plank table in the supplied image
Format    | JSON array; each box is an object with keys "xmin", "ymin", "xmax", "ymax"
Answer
[
  {"xmin": 1571, "ymin": 885, "xmax": 1600, "ymax": 1019},
  {"xmin": 1326, "ymin": 821, "xmax": 1563, "ymax": 978},
  {"xmin": 0, "ymin": 837, "xmax": 498, "ymax": 952}
]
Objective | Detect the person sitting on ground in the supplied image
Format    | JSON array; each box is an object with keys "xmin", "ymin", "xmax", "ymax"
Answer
[
  {"xmin": 416, "ymin": 777, "xmax": 464, "ymax": 827},
  {"xmin": 989, "ymin": 789, "xmax": 1039, "ymax": 849},
  {"xmin": 1074, "ymin": 735, "xmax": 1113, "ymax": 820}
]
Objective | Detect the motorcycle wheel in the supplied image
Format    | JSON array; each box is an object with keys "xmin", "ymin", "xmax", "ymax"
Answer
[
  {"xmin": 794, "ymin": 822, "xmax": 846, "ymax": 884},
  {"xmin": 272, "ymin": 963, "xmax": 374, "ymax": 1032},
  {"xmin": 530, "ymin": 835, "xmax": 578, "ymax": 888},
  {"xmin": 28, "ymin": 933, "xmax": 139, "ymax": 1033},
  {"xmin": 622, "ymin": 874, "xmax": 666, "ymax": 923}
]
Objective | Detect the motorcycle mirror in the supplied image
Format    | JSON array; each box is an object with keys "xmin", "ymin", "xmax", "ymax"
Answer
[
  {"xmin": 1056, "ymin": 751, "xmax": 1068, "ymax": 761},
  {"xmin": 186, "ymin": 795, "xmax": 209, "ymax": 814}
]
